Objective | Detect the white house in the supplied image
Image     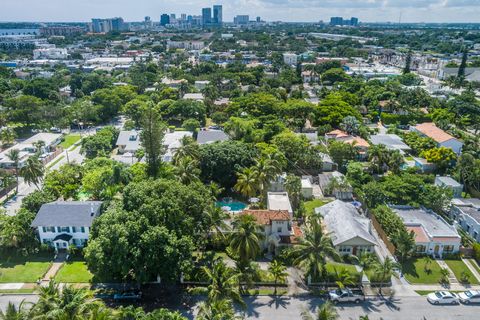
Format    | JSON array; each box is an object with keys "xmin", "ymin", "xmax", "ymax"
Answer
[
  {"xmin": 412, "ymin": 123, "xmax": 463, "ymax": 155},
  {"xmin": 283, "ymin": 53, "xmax": 298, "ymax": 65},
  {"xmin": 315, "ymin": 200, "xmax": 377, "ymax": 256},
  {"xmin": 115, "ymin": 130, "xmax": 141, "ymax": 154},
  {"xmin": 392, "ymin": 205, "xmax": 461, "ymax": 258},
  {"xmin": 435, "ymin": 176, "xmax": 463, "ymax": 198},
  {"xmin": 31, "ymin": 201, "xmax": 103, "ymax": 250},
  {"xmin": 241, "ymin": 209, "xmax": 302, "ymax": 253},
  {"xmin": 267, "ymin": 192, "xmax": 293, "ymax": 217},
  {"xmin": 450, "ymin": 198, "xmax": 480, "ymax": 242},
  {"xmin": 318, "ymin": 171, "xmax": 353, "ymax": 200},
  {"xmin": 0, "ymin": 133, "xmax": 62, "ymax": 169},
  {"xmin": 301, "ymin": 177, "xmax": 313, "ymax": 199}
]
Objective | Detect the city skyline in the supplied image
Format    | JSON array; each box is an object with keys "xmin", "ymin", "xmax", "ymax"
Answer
[{"xmin": 1, "ymin": 0, "xmax": 480, "ymax": 23}]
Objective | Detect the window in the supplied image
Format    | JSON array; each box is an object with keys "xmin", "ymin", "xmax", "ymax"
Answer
[
  {"xmin": 80, "ymin": 227, "xmax": 86, "ymax": 233},
  {"xmin": 416, "ymin": 245, "xmax": 426, "ymax": 253},
  {"xmin": 277, "ymin": 227, "xmax": 282, "ymax": 233},
  {"xmin": 46, "ymin": 226, "xmax": 55, "ymax": 232},
  {"xmin": 58, "ymin": 227, "xmax": 69, "ymax": 233},
  {"xmin": 474, "ymin": 231, "xmax": 479, "ymax": 241},
  {"xmin": 72, "ymin": 227, "xmax": 77, "ymax": 233},
  {"xmin": 339, "ymin": 246, "xmax": 351, "ymax": 253},
  {"xmin": 42, "ymin": 227, "xmax": 46, "ymax": 233},
  {"xmin": 443, "ymin": 245, "xmax": 454, "ymax": 253}
]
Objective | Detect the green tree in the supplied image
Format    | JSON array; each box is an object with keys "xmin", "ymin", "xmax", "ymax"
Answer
[
  {"xmin": 327, "ymin": 140, "xmax": 357, "ymax": 172},
  {"xmin": 403, "ymin": 51, "xmax": 412, "ymax": 74},
  {"xmin": 0, "ymin": 301, "xmax": 29, "ymax": 320},
  {"xmin": 268, "ymin": 260, "xmax": 288, "ymax": 295},
  {"xmin": 234, "ymin": 167, "xmax": 258, "ymax": 199},
  {"xmin": 421, "ymin": 147, "xmax": 457, "ymax": 173},
  {"xmin": 229, "ymin": 214, "xmax": 264, "ymax": 264},
  {"xmin": 289, "ymin": 216, "xmax": 340, "ymax": 281},
  {"xmin": 301, "ymin": 301, "xmax": 338, "ymax": 320},
  {"xmin": 174, "ymin": 156, "xmax": 201, "ymax": 185},
  {"xmin": 6, "ymin": 149, "xmax": 20, "ymax": 193},
  {"xmin": 140, "ymin": 103, "xmax": 166, "ymax": 178},
  {"xmin": 373, "ymin": 257, "xmax": 399, "ymax": 294},
  {"xmin": 392, "ymin": 230, "xmax": 416, "ymax": 263},
  {"xmin": 201, "ymin": 259, "xmax": 244, "ymax": 307},
  {"xmin": 458, "ymin": 48, "xmax": 468, "ymax": 78},
  {"xmin": 19, "ymin": 156, "xmax": 44, "ymax": 190}
]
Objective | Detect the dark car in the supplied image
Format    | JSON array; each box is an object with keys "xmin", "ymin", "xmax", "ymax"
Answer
[{"xmin": 113, "ymin": 291, "xmax": 142, "ymax": 301}]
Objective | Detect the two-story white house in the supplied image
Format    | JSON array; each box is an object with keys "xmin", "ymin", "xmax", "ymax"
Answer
[
  {"xmin": 241, "ymin": 210, "xmax": 302, "ymax": 254},
  {"xmin": 450, "ymin": 198, "xmax": 480, "ymax": 242},
  {"xmin": 31, "ymin": 201, "xmax": 103, "ymax": 250}
]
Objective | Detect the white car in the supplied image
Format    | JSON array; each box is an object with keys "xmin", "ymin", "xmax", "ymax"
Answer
[
  {"xmin": 427, "ymin": 291, "xmax": 459, "ymax": 305},
  {"xmin": 458, "ymin": 290, "xmax": 480, "ymax": 304}
]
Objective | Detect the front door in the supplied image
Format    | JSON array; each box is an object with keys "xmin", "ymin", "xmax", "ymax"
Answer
[
  {"xmin": 352, "ymin": 246, "xmax": 357, "ymax": 255},
  {"xmin": 434, "ymin": 245, "xmax": 440, "ymax": 256}
]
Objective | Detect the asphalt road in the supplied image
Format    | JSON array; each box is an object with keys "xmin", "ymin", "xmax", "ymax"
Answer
[{"xmin": 2, "ymin": 294, "xmax": 480, "ymax": 319}]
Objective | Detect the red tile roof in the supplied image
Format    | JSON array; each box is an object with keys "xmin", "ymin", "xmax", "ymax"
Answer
[
  {"xmin": 242, "ymin": 210, "xmax": 290, "ymax": 225},
  {"xmin": 406, "ymin": 226, "xmax": 430, "ymax": 243},
  {"xmin": 415, "ymin": 123, "xmax": 455, "ymax": 143}
]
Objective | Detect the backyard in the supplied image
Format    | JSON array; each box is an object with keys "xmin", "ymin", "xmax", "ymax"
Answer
[
  {"xmin": 304, "ymin": 199, "xmax": 332, "ymax": 216},
  {"xmin": 401, "ymin": 257, "xmax": 443, "ymax": 284},
  {"xmin": 55, "ymin": 260, "xmax": 93, "ymax": 283},
  {"xmin": 0, "ymin": 253, "xmax": 52, "ymax": 283}
]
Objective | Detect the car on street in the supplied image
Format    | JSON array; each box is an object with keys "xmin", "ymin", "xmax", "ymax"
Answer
[
  {"xmin": 328, "ymin": 288, "xmax": 365, "ymax": 304},
  {"xmin": 458, "ymin": 290, "xmax": 480, "ymax": 304},
  {"xmin": 113, "ymin": 291, "xmax": 142, "ymax": 301},
  {"xmin": 427, "ymin": 291, "xmax": 459, "ymax": 305}
]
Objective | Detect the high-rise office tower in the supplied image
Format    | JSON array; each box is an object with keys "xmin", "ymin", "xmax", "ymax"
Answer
[
  {"xmin": 213, "ymin": 5, "xmax": 223, "ymax": 25},
  {"xmin": 181, "ymin": 13, "xmax": 187, "ymax": 21},
  {"xmin": 202, "ymin": 8, "xmax": 212, "ymax": 25},
  {"xmin": 170, "ymin": 14, "xmax": 176, "ymax": 20},
  {"xmin": 160, "ymin": 14, "xmax": 170, "ymax": 26},
  {"xmin": 350, "ymin": 17, "xmax": 359, "ymax": 26}
]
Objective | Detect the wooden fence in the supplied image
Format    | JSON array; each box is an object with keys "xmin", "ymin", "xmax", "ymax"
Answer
[{"xmin": 370, "ymin": 215, "xmax": 396, "ymax": 256}]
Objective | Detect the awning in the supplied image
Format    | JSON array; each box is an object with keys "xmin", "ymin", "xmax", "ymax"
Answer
[{"xmin": 53, "ymin": 234, "xmax": 73, "ymax": 242}]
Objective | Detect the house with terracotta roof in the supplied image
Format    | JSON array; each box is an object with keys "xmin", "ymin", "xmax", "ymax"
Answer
[
  {"xmin": 325, "ymin": 129, "xmax": 370, "ymax": 160},
  {"xmin": 241, "ymin": 209, "xmax": 302, "ymax": 253},
  {"xmin": 391, "ymin": 205, "xmax": 461, "ymax": 258},
  {"xmin": 412, "ymin": 123, "xmax": 463, "ymax": 155}
]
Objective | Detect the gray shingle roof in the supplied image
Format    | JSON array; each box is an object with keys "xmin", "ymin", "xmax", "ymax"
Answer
[
  {"xmin": 196, "ymin": 130, "xmax": 229, "ymax": 145},
  {"xmin": 315, "ymin": 200, "xmax": 377, "ymax": 246},
  {"xmin": 31, "ymin": 201, "xmax": 103, "ymax": 227}
]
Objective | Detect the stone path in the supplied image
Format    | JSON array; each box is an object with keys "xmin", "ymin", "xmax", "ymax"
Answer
[
  {"xmin": 435, "ymin": 259, "xmax": 458, "ymax": 284},
  {"xmin": 41, "ymin": 251, "xmax": 67, "ymax": 283}
]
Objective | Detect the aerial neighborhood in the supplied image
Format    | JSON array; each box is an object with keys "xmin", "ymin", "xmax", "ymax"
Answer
[{"xmin": 1, "ymin": 3, "xmax": 480, "ymax": 319}]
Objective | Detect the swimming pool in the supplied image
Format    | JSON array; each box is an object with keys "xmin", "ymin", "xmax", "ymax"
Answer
[{"xmin": 215, "ymin": 199, "xmax": 247, "ymax": 212}]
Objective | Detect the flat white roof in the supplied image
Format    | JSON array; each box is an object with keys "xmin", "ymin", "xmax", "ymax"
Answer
[{"xmin": 267, "ymin": 192, "xmax": 293, "ymax": 214}]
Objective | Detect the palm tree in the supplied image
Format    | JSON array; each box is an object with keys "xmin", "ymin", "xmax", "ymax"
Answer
[
  {"xmin": 301, "ymin": 301, "xmax": 338, "ymax": 320},
  {"xmin": 197, "ymin": 299, "xmax": 238, "ymax": 320},
  {"xmin": 269, "ymin": 260, "xmax": 288, "ymax": 295},
  {"xmin": 234, "ymin": 167, "xmax": 258, "ymax": 199},
  {"xmin": 174, "ymin": 156, "xmax": 200, "ymax": 185},
  {"xmin": 333, "ymin": 267, "xmax": 356, "ymax": 289},
  {"xmin": 201, "ymin": 259, "xmax": 244, "ymax": 308},
  {"xmin": 373, "ymin": 257, "xmax": 399, "ymax": 294},
  {"xmin": 424, "ymin": 256, "xmax": 433, "ymax": 274},
  {"xmin": 19, "ymin": 156, "xmax": 44, "ymax": 190},
  {"xmin": 33, "ymin": 140, "xmax": 45, "ymax": 155},
  {"xmin": 0, "ymin": 128, "xmax": 16, "ymax": 147},
  {"xmin": 0, "ymin": 301, "xmax": 29, "ymax": 320},
  {"xmin": 289, "ymin": 217, "xmax": 341, "ymax": 282},
  {"xmin": 173, "ymin": 136, "xmax": 199, "ymax": 164},
  {"xmin": 392, "ymin": 230, "xmax": 415, "ymax": 263},
  {"xmin": 6, "ymin": 149, "xmax": 20, "ymax": 193},
  {"xmin": 229, "ymin": 214, "xmax": 264, "ymax": 264}
]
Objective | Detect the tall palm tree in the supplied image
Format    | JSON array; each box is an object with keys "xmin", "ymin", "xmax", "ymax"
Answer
[
  {"xmin": 173, "ymin": 136, "xmax": 199, "ymax": 165},
  {"xmin": 174, "ymin": 156, "xmax": 200, "ymax": 185},
  {"xmin": 289, "ymin": 217, "xmax": 341, "ymax": 282},
  {"xmin": 6, "ymin": 149, "xmax": 20, "ymax": 193},
  {"xmin": 373, "ymin": 257, "xmax": 399, "ymax": 294},
  {"xmin": 229, "ymin": 214, "xmax": 264, "ymax": 264},
  {"xmin": 269, "ymin": 260, "xmax": 288, "ymax": 295},
  {"xmin": 301, "ymin": 301, "xmax": 338, "ymax": 320},
  {"xmin": 201, "ymin": 259, "xmax": 244, "ymax": 308},
  {"xmin": 19, "ymin": 156, "xmax": 44, "ymax": 190},
  {"xmin": 234, "ymin": 167, "xmax": 258, "ymax": 199}
]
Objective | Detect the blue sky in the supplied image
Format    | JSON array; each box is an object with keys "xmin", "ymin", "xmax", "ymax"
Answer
[{"xmin": 1, "ymin": 0, "xmax": 480, "ymax": 23}]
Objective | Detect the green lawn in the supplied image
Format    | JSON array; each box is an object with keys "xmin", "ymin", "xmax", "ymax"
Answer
[
  {"xmin": 444, "ymin": 259, "xmax": 479, "ymax": 285},
  {"xmin": 401, "ymin": 257, "xmax": 443, "ymax": 284},
  {"xmin": 468, "ymin": 259, "xmax": 480, "ymax": 275},
  {"xmin": 324, "ymin": 262, "xmax": 362, "ymax": 283},
  {"xmin": 55, "ymin": 261, "xmax": 93, "ymax": 283},
  {"xmin": 60, "ymin": 134, "xmax": 81, "ymax": 149},
  {"xmin": 0, "ymin": 254, "xmax": 52, "ymax": 283},
  {"xmin": 304, "ymin": 199, "xmax": 332, "ymax": 216}
]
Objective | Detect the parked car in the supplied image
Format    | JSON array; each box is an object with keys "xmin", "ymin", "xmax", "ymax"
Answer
[
  {"xmin": 113, "ymin": 291, "xmax": 142, "ymax": 301},
  {"xmin": 328, "ymin": 288, "xmax": 365, "ymax": 304},
  {"xmin": 458, "ymin": 290, "xmax": 480, "ymax": 304},
  {"xmin": 427, "ymin": 291, "xmax": 459, "ymax": 305}
]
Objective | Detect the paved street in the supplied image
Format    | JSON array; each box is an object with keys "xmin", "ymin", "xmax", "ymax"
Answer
[{"xmin": 0, "ymin": 295, "xmax": 38, "ymax": 311}]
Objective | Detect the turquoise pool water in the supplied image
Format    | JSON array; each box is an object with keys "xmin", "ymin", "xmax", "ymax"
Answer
[{"xmin": 216, "ymin": 200, "xmax": 247, "ymax": 211}]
